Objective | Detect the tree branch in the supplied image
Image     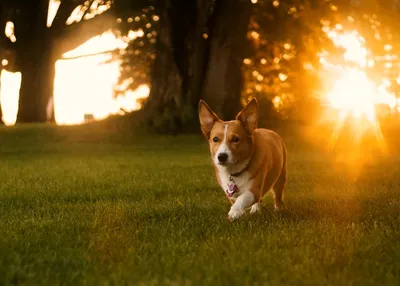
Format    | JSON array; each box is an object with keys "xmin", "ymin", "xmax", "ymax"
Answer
[
  {"xmin": 50, "ymin": 0, "xmax": 82, "ymax": 32},
  {"xmin": 53, "ymin": 8, "xmax": 117, "ymax": 56},
  {"xmin": 60, "ymin": 48, "xmax": 118, "ymax": 60}
]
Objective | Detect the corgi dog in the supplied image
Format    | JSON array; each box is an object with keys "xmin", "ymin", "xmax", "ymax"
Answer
[{"xmin": 198, "ymin": 98, "xmax": 287, "ymax": 221}]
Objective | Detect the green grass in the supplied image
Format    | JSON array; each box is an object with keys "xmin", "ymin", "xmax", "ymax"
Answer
[{"xmin": 0, "ymin": 121, "xmax": 399, "ymax": 285}]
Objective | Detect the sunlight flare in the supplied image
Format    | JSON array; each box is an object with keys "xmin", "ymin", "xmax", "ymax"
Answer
[{"xmin": 319, "ymin": 24, "xmax": 397, "ymax": 150}]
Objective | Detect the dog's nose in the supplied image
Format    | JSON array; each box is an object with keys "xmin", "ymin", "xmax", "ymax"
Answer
[{"xmin": 218, "ymin": 153, "xmax": 228, "ymax": 163}]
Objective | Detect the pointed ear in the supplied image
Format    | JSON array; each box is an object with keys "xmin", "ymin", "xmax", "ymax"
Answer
[
  {"xmin": 198, "ymin": 100, "xmax": 220, "ymax": 139},
  {"xmin": 236, "ymin": 98, "xmax": 258, "ymax": 132}
]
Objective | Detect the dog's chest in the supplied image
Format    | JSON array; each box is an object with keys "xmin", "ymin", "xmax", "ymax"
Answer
[{"xmin": 217, "ymin": 170, "xmax": 252, "ymax": 200}]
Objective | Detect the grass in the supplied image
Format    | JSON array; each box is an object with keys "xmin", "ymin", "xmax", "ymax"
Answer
[{"xmin": 0, "ymin": 120, "xmax": 399, "ymax": 285}]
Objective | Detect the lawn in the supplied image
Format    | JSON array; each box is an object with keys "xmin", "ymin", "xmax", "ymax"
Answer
[{"xmin": 0, "ymin": 120, "xmax": 399, "ymax": 285}]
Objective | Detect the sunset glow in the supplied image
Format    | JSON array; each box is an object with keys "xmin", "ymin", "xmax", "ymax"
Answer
[
  {"xmin": 0, "ymin": 1, "xmax": 150, "ymax": 126},
  {"xmin": 319, "ymin": 23, "xmax": 398, "ymax": 147},
  {"xmin": 54, "ymin": 31, "xmax": 149, "ymax": 125}
]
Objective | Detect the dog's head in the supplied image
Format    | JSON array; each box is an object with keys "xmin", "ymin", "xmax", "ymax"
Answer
[{"xmin": 198, "ymin": 99, "xmax": 258, "ymax": 167}]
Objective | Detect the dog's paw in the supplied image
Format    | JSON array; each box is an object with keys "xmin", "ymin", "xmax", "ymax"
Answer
[
  {"xmin": 274, "ymin": 202, "xmax": 284, "ymax": 212},
  {"xmin": 228, "ymin": 207, "xmax": 244, "ymax": 221},
  {"xmin": 250, "ymin": 202, "xmax": 261, "ymax": 214}
]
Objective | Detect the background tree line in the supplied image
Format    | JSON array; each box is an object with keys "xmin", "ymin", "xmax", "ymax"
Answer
[{"xmin": 1, "ymin": 0, "xmax": 400, "ymax": 131}]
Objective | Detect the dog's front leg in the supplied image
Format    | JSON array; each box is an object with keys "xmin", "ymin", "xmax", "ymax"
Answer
[{"xmin": 228, "ymin": 191, "xmax": 255, "ymax": 221}]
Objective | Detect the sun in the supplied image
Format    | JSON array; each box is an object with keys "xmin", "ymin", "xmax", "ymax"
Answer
[
  {"xmin": 319, "ymin": 24, "xmax": 397, "ymax": 149},
  {"xmin": 326, "ymin": 69, "xmax": 377, "ymax": 123}
]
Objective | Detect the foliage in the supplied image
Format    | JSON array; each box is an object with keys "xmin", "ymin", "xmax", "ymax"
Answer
[
  {"xmin": 243, "ymin": 0, "xmax": 342, "ymax": 118},
  {"xmin": 0, "ymin": 0, "xmax": 118, "ymax": 122},
  {"xmin": 116, "ymin": 0, "xmax": 344, "ymax": 119},
  {"xmin": 115, "ymin": 0, "xmax": 400, "ymax": 123},
  {"xmin": 114, "ymin": 3, "xmax": 159, "ymax": 96}
]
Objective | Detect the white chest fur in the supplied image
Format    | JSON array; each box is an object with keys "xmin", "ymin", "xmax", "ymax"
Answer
[{"xmin": 217, "ymin": 167, "xmax": 252, "ymax": 201}]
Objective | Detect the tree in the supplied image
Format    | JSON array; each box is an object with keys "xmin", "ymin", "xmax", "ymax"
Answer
[
  {"xmin": 118, "ymin": 0, "xmax": 252, "ymax": 133},
  {"xmin": 0, "ymin": 0, "xmax": 118, "ymax": 123},
  {"xmin": 118, "ymin": 0, "xmax": 400, "ymax": 131},
  {"xmin": 241, "ymin": 0, "xmax": 346, "ymax": 120},
  {"xmin": 118, "ymin": 0, "xmax": 348, "ymax": 130}
]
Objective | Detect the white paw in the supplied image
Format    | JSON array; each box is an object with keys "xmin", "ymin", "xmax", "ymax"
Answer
[
  {"xmin": 250, "ymin": 203, "xmax": 261, "ymax": 214},
  {"xmin": 228, "ymin": 207, "xmax": 244, "ymax": 221},
  {"xmin": 274, "ymin": 202, "xmax": 284, "ymax": 212}
]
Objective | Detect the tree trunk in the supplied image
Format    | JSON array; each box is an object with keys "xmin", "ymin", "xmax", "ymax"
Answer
[
  {"xmin": 0, "ymin": 78, "xmax": 4, "ymax": 125},
  {"xmin": 202, "ymin": 0, "xmax": 251, "ymax": 120},
  {"xmin": 14, "ymin": 0, "xmax": 55, "ymax": 123},
  {"xmin": 145, "ymin": 0, "xmax": 197, "ymax": 133},
  {"xmin": 17, "ymin": 44, "xmax": 56, "ymax": 123},
  {"xmin": 146, "ymin": 0, "xmax": 251, "ymax": 132}
]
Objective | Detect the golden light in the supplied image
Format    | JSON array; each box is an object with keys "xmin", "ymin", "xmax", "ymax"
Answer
[
  {"xmin": 303, "ymin": 62, "xmax": 314, "ymax": 70},
  {"xmin": 384, "ymin": 62, "xmax": 393, "ymax": 69},
  {"xmin": 251, "ymin": 0, "xmax": 258, "ymax": 4},
  {"xmin": 347, "ymin": 16, "xmax": 355, "ymax": 23},
  {"xmin": 0, "ymin": 70, "xmax": 21, "ymax": 125},
  {"xmin": 278, "ymin": 73, "xmax": 288, "ymax": 81},
  {"xmin": 327, "ymin": 30, "xmax": 367, "ymax": 67},
  {"xmin": 0, "ymin": 1, "xmax": 150, "ymax": 126},
  {"xmin": 53, "ymin": 31, "xmax": 149, "ymax": 125},
  {"xmin": 47, "ymin": 0, "xmax": 61, "ymax": 27},
  {"xmin": 368, "ymin": 59, "xmax": 375, "ymax": 67},
  {"xmin": 326, "ymin": 69, "xmax": 377, "ymax": 123},
  {"xmin": 335, "ymin": 24, "xmax": 343, "ymax": 30},
  {"xmin": 272, "ymin": 1, "xmax": 279, "ymax": 8},
  {"xmin": 5, "ymin": 21, "xmax": 16, "ymax": 42},
  {"xmin": 384, "ymin": 44, "xmax": 393, "ymax": 52},
  {"xmin": 272, "ymin": 96, "xmax": 282, "ymax": 109},
  {"xmin": 251, "ymin": 31, "xmax": 260, "ymax": 39},
  {"xmin": 319, "ymin": 24, "xmax": 398, "ymax": 150}
]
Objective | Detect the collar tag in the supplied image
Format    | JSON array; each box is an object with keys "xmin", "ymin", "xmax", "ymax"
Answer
[{"xmin": 226, "ymin": 183, "xmax": 238, "ymax": 197}]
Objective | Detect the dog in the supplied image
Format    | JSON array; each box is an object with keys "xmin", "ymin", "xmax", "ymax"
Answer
[{"xmin": 198, "ymin": 98, "xmax": 287, "ymax": 221}]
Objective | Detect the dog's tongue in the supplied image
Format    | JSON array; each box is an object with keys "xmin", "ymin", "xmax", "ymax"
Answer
[{"xmin": 226, "ymin": 183, "xmax": 238, "ymax": 197}]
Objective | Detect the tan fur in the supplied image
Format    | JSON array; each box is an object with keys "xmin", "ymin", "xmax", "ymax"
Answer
[
  {"xmin": 199, "ymin": 99, "xmax": 287, "ymax": 216},
  {"xmin": 246, "ymin": 129, "xmax": 287, "ymax": 207}
]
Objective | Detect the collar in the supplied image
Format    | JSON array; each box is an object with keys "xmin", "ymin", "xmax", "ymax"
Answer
[{"xmin": 230, "ymin": 159, "xmax": 251, "ymax": 178}]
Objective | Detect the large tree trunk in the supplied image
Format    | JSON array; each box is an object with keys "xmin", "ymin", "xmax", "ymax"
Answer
[
  {"xmin": 17, "ymin": 43, "xmax": 56, "ymax": 123},
  {"xmin": 202, "ymin": 0, "xmax": 251, "ymax": 120},
  {"xmin": 0, "ymin": 78, "xmax": 4, "ymax": 125},
  {"xmin": 146, "ymin": 0, "xmax": 251, "ymax": 132},
  {"xmin": 13, "ymin": 0, "xmax": 116, "ymax": 124},
  {"xmin": 145, "ymin": 0, "xmax": 197, "ymax": 133},
  {"xmin": 14, "ymin": 0, "xmax": 55, "ymax": 123}
]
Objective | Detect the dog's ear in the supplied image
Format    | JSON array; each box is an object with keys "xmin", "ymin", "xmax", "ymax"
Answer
[
  {"xmin": 198, "ymin": 100, "xmax": 220, "ymax": 139},
  {"xmin": 236, "ymin": 98, "xmax": 258, "ymax": 133}
]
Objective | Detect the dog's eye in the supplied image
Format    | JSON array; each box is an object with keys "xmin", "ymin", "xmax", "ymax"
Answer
[
  {"xmin": 232, "ymin": 136, "xmax": 240, "ymax": 143},
  {"xmin": 212, "ymin": 137, "xmax": 219, "ymax": 143}
]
